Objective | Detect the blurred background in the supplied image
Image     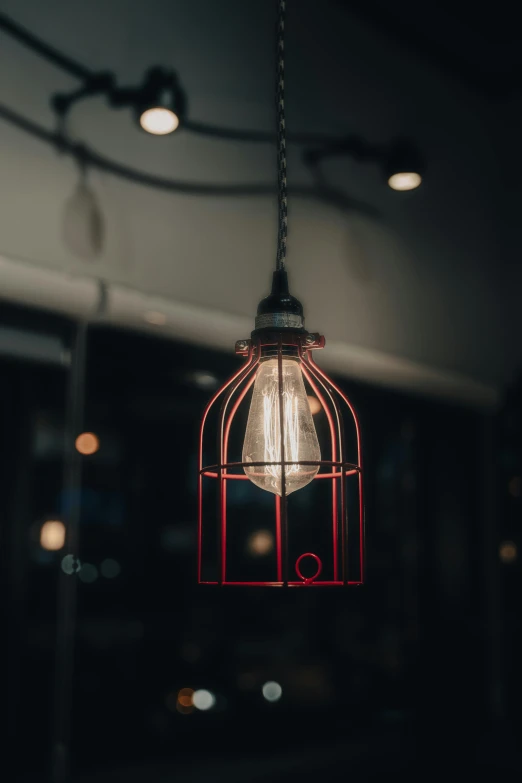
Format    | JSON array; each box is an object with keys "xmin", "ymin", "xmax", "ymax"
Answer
[{"xmin": 1, "ymin": 0, "xmax": 522, "ymax": 780}]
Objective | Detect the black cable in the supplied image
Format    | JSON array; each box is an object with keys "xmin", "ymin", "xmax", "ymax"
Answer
[
  {"xmin": 0, "ymin": 10, "xmax": 346, "ymax": 148},
  {"xmin": 0, "ymin": 100, "xmax": 379, "ymax": 218},
  {"xmin": 0, "ymin": 10, "xmax": 383, "ymax": 216},
  {"xmin": 0, "ymin": 102, "xmax": 274, "ymax": 196},
  {"xmin": 184, "ymin": 118, "xmax": 338, "ymax": 146},
  {"xmin": 0, "ymin": 12, "xmax": 93, "ymax": 80},
  {"xmin": 276, "ymin": 0, "xmax": 287, "ymax": 271}
]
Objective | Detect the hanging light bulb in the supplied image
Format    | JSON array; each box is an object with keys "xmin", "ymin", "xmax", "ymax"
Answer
[
  {"xmin": 135, "ymin": 67, "xmax": 185, "ymax": 135},
  {"xmin": 62, "ymin": 163, "xmax": 104, "ymax": 259},
  {"xmin": 242, "ymin": 268, "xmax": 321, "ymax": 496},
  {"xmin": 197, "ymin": 0, "xmax": 365, "ymax": 587},
  {"xmin": 243, "ymin": 357, "xmax": 320, "ymax": 495}
]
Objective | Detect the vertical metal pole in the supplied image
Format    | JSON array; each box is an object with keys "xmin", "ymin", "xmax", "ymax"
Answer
[
  {"xmin": 483, "ymin": 413, "xmax": 504, "ymax": 720},
  {"xmin": 51, "ymin": 320, "xmax": 87, "ymax": 783},
  {"xmin": 277, "ymin": 337, "xmax": 288, "ymax": 585}
]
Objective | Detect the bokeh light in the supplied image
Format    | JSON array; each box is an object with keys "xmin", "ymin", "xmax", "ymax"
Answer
[
  {"xmin": 78, "ymin": 563, "xmax": 98, "ymax": 583},
  {"xmin": 40, "ymin": 519, "xmax": 66, "ymax": 551},
  {"xmin": 75, "ymin": 432, "xmax": 99, "ymax": 455},
  {"xmin": 100, "ymin": 558, "xmax": 121, "ymax": 578},
  {"xmin": 499, "ymin": 541, "xmax": 518, "ymax": 563},
  {"xmin": 175, "ymin": 688, "xmax": 195, "ymax": 715},
  {"xmin": 177, "ymin": 688, "xmax": 194, "ymax": 708},
  {"xmin": 190, "ymin": 371, "xmax": 219, "ymax": 390},
  {"xmin": 193, "ymin": 689, "xmax": 216, "ymax": 711},
  {"xmin": 262, "ymin": 681, "xmax": 282, "ymax": 702},
  {"xmin": 61, "ymin": 554, "xmax": 81, "ymax": 575},
  {"xmin": 247, "ymin": 529, "xmax": 274, "ymax": 557},
  {"xmin": 307, "ymin": 395, "xmax": 322, "ymax": 415}
]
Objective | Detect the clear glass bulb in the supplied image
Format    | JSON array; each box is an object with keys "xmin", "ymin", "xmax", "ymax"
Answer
[{"xmin": 242, "ymin": 358, "xmax": 320, "ymax": 495}]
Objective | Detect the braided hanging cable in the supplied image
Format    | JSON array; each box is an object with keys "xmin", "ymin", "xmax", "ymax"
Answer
[{"xmin": 276, "ymin": 0, "xmax": 287, "ymax": 272}]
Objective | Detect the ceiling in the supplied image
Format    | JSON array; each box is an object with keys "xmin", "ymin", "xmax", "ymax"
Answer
[{"xmin": 340, "ymin": 0, "xmax": 522, "ymax": 97}]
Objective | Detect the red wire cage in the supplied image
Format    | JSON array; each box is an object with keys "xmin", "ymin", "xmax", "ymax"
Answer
[{"xmin": 198, "ymin": 331, "xmax": 364, "ymax": 587}]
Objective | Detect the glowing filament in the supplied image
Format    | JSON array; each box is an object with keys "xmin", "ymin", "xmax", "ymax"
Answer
[{"xmin": 243, "ymin": 358, "xmax": 320, "ymax": 495}]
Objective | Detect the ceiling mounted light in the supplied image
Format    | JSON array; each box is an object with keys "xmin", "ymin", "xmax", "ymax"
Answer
[
  {"xmin": 384, "ymin": 139, "xmax": 423, "ymax": 191},
  {"xmin": 197, "ymin": 0, "xmax": 365, "ymax": 589},
  {"xmin": 52, "ymin": 66, "xmax": 186, "ymax": 139},
  {"xmin": 388, "ymin": 171, "xmax": 422, "ymax": 191},
  {"xmin": 134, "ymin": 67, "xmax": 185, "ymax": 135},
  {"xmin": 139, "ymin": 107, "xmax": 179, "ymax": 135}
]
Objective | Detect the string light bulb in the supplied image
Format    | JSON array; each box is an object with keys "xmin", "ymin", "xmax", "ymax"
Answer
[{"xmin": 135, "ymin": 67, "xmax": 185, "ymax": 135}]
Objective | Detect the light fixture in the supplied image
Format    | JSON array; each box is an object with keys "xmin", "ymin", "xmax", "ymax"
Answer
[
  {"xmin": 388, "ymin": 171, "xmax": 422, "ymax": 191},
  {"xmin": 62, "ymin": 169, "xmax": 105, "ymax": 260},
  {"xmin": 140, "ymin": 107, "xmax": 179, "ymax": 135},
  {"xmin": 52, "ymin": 67, "xmax": 185, "ymax": 139},
  {"xmin": 384, "ymin": 139, "xmax": 423, "ymax": 191},
  {"xmin": 134, "ymin": 67, "xmax": 184, "ymax": 135},
  {"xmin": 198, "ymin": 0, "xmax": 364, "ymax": 588}
]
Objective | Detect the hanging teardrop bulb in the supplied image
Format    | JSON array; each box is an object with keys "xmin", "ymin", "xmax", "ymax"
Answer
[
  {"xmin": 242, "ymin": 357, "xmax": 320, "ymax": 495},
  {"xmin": 63, "ymin": 163, "xmax": 104, "ymax": 260}
]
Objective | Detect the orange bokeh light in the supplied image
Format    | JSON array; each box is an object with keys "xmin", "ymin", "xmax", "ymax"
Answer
[
  {"xmin": 247, "ymin": 530, "xmax": 274, "ymax": 556},
  {"xmin": 307, "ymin": 396, "xmax": 322, "ymax": 415},
  {"xmin": 499, "ymin": 541, "xmax": 518, "ymax": 564},
  {"xmin": 40, "ymin": 519, "xmax": 66, "ymax": 551},
  {"xmin": 75, "ymin": 432, "xmax": 99, "ymax": 455},
  {"xmin": 509, "ymin": 476, "xmax": 521, "ymax": 498},
  {"xmin": 177, "ymin": 688, "xmax": 194, "ymax": 708}
]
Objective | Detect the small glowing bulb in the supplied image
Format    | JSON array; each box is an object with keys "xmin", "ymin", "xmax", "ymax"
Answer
[
  {"xmin": 262, "ymin": 681, "xmax": 282, "ymax": 702},
  {"xmin": 75, "ymin": 432, "xmax": 99, "ymax": 455},
  {"xmin": 140, "ymin": 107, "xmax": 179, "ymax": 135},
  {"xmin": 242, "ymin": 359, "xmax": 320, "ymax": 495},
  {"xmin": 40, "ymin": 520, "xmax": 66, "ymax": 551},
  {"xmin": 388, "ymin": 172, "xmax": 422, "ymax": 191}
]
